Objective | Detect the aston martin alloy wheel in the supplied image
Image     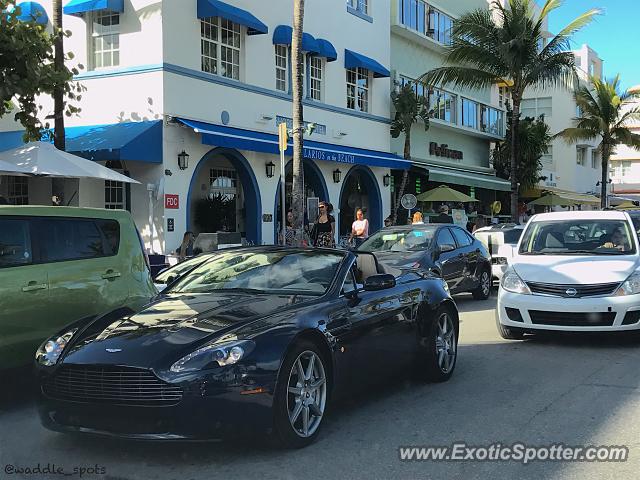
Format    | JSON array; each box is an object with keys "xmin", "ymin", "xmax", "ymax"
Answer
[{"xmin": 273, "ymin": 341, "xmax": 329, "ymax": 448}]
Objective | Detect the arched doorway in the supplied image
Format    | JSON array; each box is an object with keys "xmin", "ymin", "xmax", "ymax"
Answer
[
  {"xmin": 339, "ymin": 165, "xmax": 382, "ymax": 238},
  {"xmin": 187, "ymin": 147, "xmax": 261, "ymax": 244},
  {"xmin": 274, "ymin": 159, "xmax": 329, "ymax": 240}
]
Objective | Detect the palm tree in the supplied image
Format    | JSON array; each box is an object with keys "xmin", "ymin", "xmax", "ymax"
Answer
[
  {"xmin": 420, "ymin": 0, "xmax": 598, "ymax": 221},
  {"xmin": 291, "ymin": 0, "xmax": 305, "ymax": 245},
  {"xmin": 390, "ymin": 82, "xmax": 432, "ymax": 224},
  {"xmin": 52, "ymin": 0, "xmax": 65, "ymax": 150},
  {"xmin": 557, "ymin": 75, "xmax": 640, "ymax": 208}
]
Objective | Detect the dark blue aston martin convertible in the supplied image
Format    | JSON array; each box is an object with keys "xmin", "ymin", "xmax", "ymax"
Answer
[{"xmin": 36, "ymin": 247, "xmax": 459, "ymax": 448}]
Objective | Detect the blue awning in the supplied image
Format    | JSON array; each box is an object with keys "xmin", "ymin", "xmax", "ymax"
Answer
[
  {"xmin": 344, "ymin": 49, "xmax": 390, "ymax": 78},
  {"xmin": 63, "ymin": 0, "xmax": 124, "ymax": 15},
  {"xmin": 272, "ymin": 25, "xmax": 320, "ymax": 54},
  {"xmin": 316, "ymin": 39, "xmax": 337, "ymax": 62},
  {"xmin": 65, "ymin": 121, "xmax": 162, "ymax": 163},
  {"xmin": 197, "ymin": 0, "xmax": 268, "ymax": 35},
  {"xmin": 15, "ymin": 2, "xmax": 49, "ymax": 24},
  {"xmin": 0, "ymin": 131, "xmax": 26, "ymax": 152},
  {"xmin": 177, "ymin": 118, "xmax": 409, "ymax": 170}
]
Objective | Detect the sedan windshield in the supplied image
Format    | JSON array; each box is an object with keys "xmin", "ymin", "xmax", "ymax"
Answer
[
  {"xmin": 519, "ymin": 219, "xmax": 636, "ymax": 255},
  {"xmin": 358, "ymin": 227, "xmax": 437, "ymax": 252},
  {"xmin": 169, "ymin": 250, "xmax": 345, "ymax": 296},
  {"xmin": 155, "ymin": 254, "xmax": 215, "ymax": 284}
]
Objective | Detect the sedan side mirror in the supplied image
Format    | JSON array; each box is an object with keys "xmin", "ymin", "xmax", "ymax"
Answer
[
  {"xmin": 434, "ymin": 243, "xmax": 455, "ymax": 260},
  {"xmin": 364, "ymin": 274, "xmax": 396, "ymax": 291}
]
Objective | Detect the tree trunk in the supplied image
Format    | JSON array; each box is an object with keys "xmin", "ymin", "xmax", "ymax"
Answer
[
  {"xmin": 52, "ymin": 0, "xmax": 65, "ymax": 150},
  {"xmin": 291, "ymin": 0, "xmax": 305, "ymax": 245},
  {"xmin": 510, "ymin": 99, "xmax": 520, "ymax": 222},
  {"xmin": 600, "ymin": 142, "xmax": 609, "ymax": 209},
  {"xmin": 392, "ymin": 131, "xmax": 411, "ymax": 224}
]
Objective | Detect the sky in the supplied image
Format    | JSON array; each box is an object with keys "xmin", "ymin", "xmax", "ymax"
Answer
[{"xmin": 548, "ymin": 0, "xmax": 640, "ymax": 91}]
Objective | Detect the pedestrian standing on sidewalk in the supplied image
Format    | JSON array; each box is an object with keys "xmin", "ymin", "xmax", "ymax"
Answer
[
  {"xmin": 412, "ymin": 211, "xmax": 424, "ymax": 224},
  {"xmin": 311, "ymin": 202, "xmax": 336, "ymax": 248},
  {"xmin": 433, "ymin": 205, "xmax": 453, "ymax": 224},
  {"xmin": 349, "ymin": 208, "xmax": 369, "ymax": 248},
  {"xmin": 177, "ymin": 231, "xmax": 195, "ymax": 262}
]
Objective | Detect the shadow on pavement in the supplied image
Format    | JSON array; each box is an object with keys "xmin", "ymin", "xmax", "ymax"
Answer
[{"xmin": 0, "ymin": 366, "xmax": 37, "ymax": 412}]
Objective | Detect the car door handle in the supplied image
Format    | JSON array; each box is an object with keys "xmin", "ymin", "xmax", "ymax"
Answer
[
  {"xmin": 101, "ymin": 270, "xmax": 121, "ymax": 280},
  {"xmin": 22, "ymin": 282, "xmax": 47, "ymax": 292}
]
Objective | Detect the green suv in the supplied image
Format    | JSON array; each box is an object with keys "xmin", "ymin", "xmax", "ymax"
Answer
[{"xmin": 0, "ymin": 206, "xmax": 157, "ymax": 369}]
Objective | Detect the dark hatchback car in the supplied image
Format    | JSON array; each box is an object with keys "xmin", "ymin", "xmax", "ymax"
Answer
[{"xmin": 358, "ymin": 224, "xmax": 492, "ymax": 300}]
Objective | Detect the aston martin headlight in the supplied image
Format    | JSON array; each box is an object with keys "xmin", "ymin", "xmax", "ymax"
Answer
[
  {"xmin": 170, "ymin": 340, "xmax": 255, "ymax": 373},
  {"xmin": 615, "ymin": 272, "xmax": 640, "ymax": 296},
  {"xmin": 35, "ymin": 329, "xmax": 77, "ymax": 366},
  {"xmin": 501, "ymin": 270, "xmax": 531, "ymax": 295}
]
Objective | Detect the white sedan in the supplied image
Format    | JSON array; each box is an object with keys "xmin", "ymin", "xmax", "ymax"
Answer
[{"xmin": 497, "ymin": 211, "xmax": 640, "ymax": 338}]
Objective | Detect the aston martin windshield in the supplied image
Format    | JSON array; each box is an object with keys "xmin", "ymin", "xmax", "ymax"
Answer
[
  {"xmin": 359, "ymin": 227, "xmax": 437, "ymax": 252},
  {"xmin": 169, "ymin": 250, "xmax": 344, "ymax": 296},
  {"xmin": 519, "ymin": 220, "xmax": 636, "ymax": 255}
]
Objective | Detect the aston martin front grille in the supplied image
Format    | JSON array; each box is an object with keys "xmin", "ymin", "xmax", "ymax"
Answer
[{"xmin": 42, "ymin": 365, "xmax": 183, "ymax": 407}]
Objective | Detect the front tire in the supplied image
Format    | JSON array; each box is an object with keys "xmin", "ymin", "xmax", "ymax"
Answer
[
  {"xmin": 418, "ymin": 306, "xmax": 458, "ymax": 383},
  {"xmin": 472, "ymin": 268, "xmax": 491, "ymax": 300},
  {"xmin": 496, "ymin": 316, "xmax": 525, "ymax": 340},
  {"xmin": 272, "ymin": 341, "xmax": 329, "ymax": 448}
]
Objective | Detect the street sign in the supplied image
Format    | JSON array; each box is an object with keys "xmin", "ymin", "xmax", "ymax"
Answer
[
  {"xmin": 278, "ymin": 122, "xmax": 288, "ymax": 153},
  {"xmin": 165, "ymin": 194, "xmax": 179, "ymax": 209},
  {"xmin": 400, "ymin": 194, "xmax": 417, "ymax": 210}
]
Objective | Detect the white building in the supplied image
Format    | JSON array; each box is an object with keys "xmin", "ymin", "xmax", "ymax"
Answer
[
  {"xmin": 521, "ymin": 44, "xmax": 603, "ymax": 202},
  {"xmin": 390, "ymin": 0, "xmax": 510, "ymax": 217},
  {"xmin": 0, "ymin": 0, "xmax": 402, "ymax": 251},
  {"xmin": 610, "ymin": 85, "xmax": 640, "ymax": 201}
]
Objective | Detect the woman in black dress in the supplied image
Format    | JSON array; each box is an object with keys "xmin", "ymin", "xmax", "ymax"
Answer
[{"xmin": 312, "ymin": 202, "xmax": 336, "ymax": 248}]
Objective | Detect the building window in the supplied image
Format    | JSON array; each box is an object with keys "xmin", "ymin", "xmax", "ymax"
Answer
[
  {"xmin": 7, "ymin": 176, "xmax": 28, "ymax": 205},
  {"xmin": 576, "ymin": 147, "xmax": 586, "ymax": 166},
  {"xmin": 541, "ymin": 146, "xmax": 553, "ymax": 165},
  {"xmin": 309, "ymin": 56, "xmax": 323, "ymax": 101},
  {"xmin": 399, "ymin": 1, "xmax": 453, "ymax": 45},
  {"xmin": 90, "ymin": 11, "xmax": 120, "ymax": 69},
  {"xmin": 348, "ymin": 0, "xmax": 369, "ymax": 15},
  {"xmin": 462, "ymin": 98, "xmax": 478, "ymax": 129},
  {"xmin": 591, "ymin": 150, "xmax": 598, "ymax": 169},
  {"xmin": 201, "ymin": 17, "xmax": 242, "ymax": 80},
  {"xmin": 430, "ymin": 87, "xmax": 456, "ymax": 124},
  {"xmin": 428, "ymin": 6, "xmax": 453, "ymax": 45},
  {"xmin": 347, "ymin": 67, "xmax": 370, "ymax": 112},
  {"xmin": 275, "ymin": 45, "xmax": 289, "ymax": 92},
  {"xmin": 498, "ymin": 86, "xmax": 510, "ymax": 108},
  {"xmin": 481, "ymin": 106, "xmax": 504, "ymax": 136},
  {"xmin": 210, "ymin": 168, "xmax": 238, "ymax": 201},
  {"xmin": 521, "ymin": 96, "xmax": 552, "ymax": 118},
  {"xmin": 104, "ymin": 180, "xmax": 125, "ymax": 209}
]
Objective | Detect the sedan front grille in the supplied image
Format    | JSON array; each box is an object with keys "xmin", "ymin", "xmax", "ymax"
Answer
[
  {"xmin": 528, "ymin": 310, "xmax": 616, "ymax": 327},
  {"xmin": 526, "ymin": 282, "xmax": 620, "ymax": 298},
  {"xmin": 42, "ymin": 365, "xmax": 183, "ymax": 407}
]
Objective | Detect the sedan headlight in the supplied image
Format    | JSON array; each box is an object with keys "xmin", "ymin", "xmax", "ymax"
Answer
[
  {"xmin": 615, "ymin": 272, "xmax": 640, "ymax": 296},
  {"xmin": 35, "ymin": 329, "xmax": 77, "ymax": 366},
  {"xmin": 501, "ymin": 271, "xmax": 531, "ymax": 295},
  {"xmin": 170, "ymin": 339, "xmax": 255, "ymax": 373}
]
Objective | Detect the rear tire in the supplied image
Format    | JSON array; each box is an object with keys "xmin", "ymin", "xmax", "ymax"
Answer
[
  {"xmin": 272, "ymin": 340, "xmax": 329, "ymax": 449},
  {"xmin": 472, "ymin": 268, "xmax": 491, "ymax": 300},
  {"xmin": 417, "ymin": 305, "xmax": 458, "ymax": 383}
]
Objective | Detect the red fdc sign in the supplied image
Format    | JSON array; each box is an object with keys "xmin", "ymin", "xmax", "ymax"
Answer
[{"xmin": 165, "ymin": 194, "xmax": 179, "ymax": 209}]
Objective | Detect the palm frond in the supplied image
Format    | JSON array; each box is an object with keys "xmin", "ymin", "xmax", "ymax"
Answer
[
  {"xmin": 419, "ymin": 67, "xmax": 500, "ymax": 91},
  {"xmin": 611, "ymin": 128, "xmax": 640, "ymax": 149},
  {"xmin": 555, "ymin": 127, "xmax": 597, "ymax": 143}
]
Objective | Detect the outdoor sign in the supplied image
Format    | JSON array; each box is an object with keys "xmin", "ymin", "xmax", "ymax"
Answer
[
  {"xmin": 165, "ymin": 194, "xmax": 179, "ymax": 209},
  {"xmin": 400, "ymin": 194, "xmax": 417, "ymax": 210},
  {"xmin": 429, "ymin": 142, "xmax": 463, "ymax": 160},
  {"xmin": 167, "ymin": 218, "xmax": 174, "ymax": 232}
]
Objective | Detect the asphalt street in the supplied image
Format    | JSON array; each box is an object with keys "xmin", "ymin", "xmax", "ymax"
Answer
[{"xmin": 2, "ymin": 294, "xmax": 640, "ymax": 480}]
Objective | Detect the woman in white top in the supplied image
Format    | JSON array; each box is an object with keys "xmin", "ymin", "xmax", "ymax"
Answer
[{"xmin": 349, "ymin": 208, "xmax": 369, "ymax": 248}]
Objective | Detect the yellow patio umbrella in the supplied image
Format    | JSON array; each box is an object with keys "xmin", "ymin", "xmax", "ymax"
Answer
[
  {"xmin": 416, "ymin": 185, "xmax": 478, "ymax": 203},
  {"xmin": 614, "ymin": 201, "xmax": 638, "ymax": 210},
  {"xmin": 527, "ymin": 193, "xmax": 580, "ymax": 207}
]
